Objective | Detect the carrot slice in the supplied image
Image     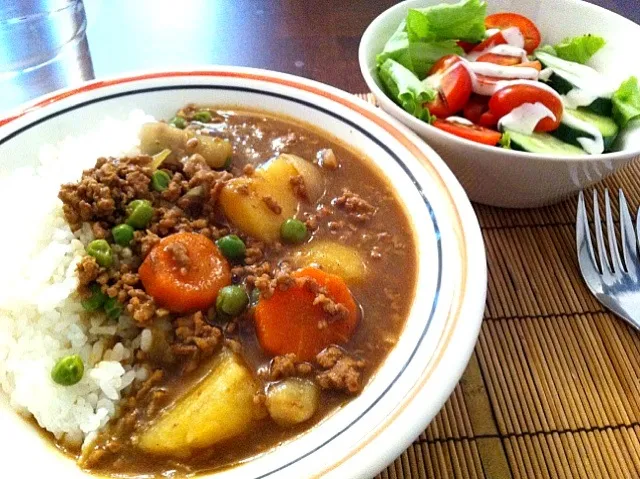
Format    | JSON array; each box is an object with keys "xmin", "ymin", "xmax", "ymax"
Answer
[
  {"xmin": 139, "ymin": 232, "xmax": 231, "ymax": 313},
  {"xmin": 254, "ymin": 267, "xmax": 359, "ymax": 361}
]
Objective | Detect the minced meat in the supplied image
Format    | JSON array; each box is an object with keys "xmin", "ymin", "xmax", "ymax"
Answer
[
  {"xmin": 315, "ymin": 346, "xmax": 365, "ymax": 394},
  {"xmin": 165, "ymin": 241, "xmax": 190, "ymax": 271},
  {"xmin": 332, "ymin": 188, "xmax": 376, "ymax": 223},
  {"xmin": 260, "ymin": 353, "xmax": 313, "ymax": 381},
  {"xmin": 59, "ymin": 156, "xmax": 153, "ymax": 229}
]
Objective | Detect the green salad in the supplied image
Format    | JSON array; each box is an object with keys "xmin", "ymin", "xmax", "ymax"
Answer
[{"xmin": 376, "ymin": 0, "xmax": 640, "ymax": 155}]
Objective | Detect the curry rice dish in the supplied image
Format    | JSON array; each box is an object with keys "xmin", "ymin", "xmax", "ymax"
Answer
[{"xmin": 0, "ymin": 105, "xmax": 417, "ymax": 476}]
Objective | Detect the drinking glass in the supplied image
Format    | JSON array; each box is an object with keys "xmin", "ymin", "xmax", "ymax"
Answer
[{"xmin": 0, "ymin": 0, "xmax": 94, "ymax": 112}]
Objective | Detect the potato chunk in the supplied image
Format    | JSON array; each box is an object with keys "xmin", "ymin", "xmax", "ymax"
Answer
[
  {"xmin": 138, "ymin": 349, "xmax": 259, "ymax": 457},
  {"xmin": 292, "ymin": 240, "xmax": 367, "ymax": 284},
  {"xmin": 220, "ymin": 154, "xmax": 323, "ymax": 243},
  {"xmin": 139, "ymin": 122, "xmax": 232, "ymax": 168},
  {"xmin": 266, "ymin": 378, "xmax": 320, "ymax": 427}
]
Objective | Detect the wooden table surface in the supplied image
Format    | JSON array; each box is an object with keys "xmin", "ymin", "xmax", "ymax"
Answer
[{"xmin": 84, "ymin": 0, "xmax": 640, "ymax": 94}]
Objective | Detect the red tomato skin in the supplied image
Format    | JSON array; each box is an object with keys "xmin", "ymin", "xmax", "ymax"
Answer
[
  {"xmin": 478, "ymin": 111, "xmax": 499, "ymax": 128},
  {"xmin": 463, "ymin": 94, "xmax": 489, "ymax": 124},
  {"xmin": 457, "ymin": 40, "xmax": 478, "ymax": 53},
  {"xmin": 432, "ymin": 119, "xmax": 502, "ymax": 146},
  {"xmin": 489, "ymin": 84, "xmax": 563, "ymax": 132},
  {"xmin": 485, "ymin": 13, "xmax": 542, "ymax": 54},
  {"xmin": 423, "ymin": 55, "xmax": 473, "ymax": 118},
  {"xmin": 470, "ymin": 32, "xmax": 507, "ymax": 55}
]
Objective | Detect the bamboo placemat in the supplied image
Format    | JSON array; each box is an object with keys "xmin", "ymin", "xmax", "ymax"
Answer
[{"xmin": 355, "ymin": 93, "xmax": 640, "ymax": 479}]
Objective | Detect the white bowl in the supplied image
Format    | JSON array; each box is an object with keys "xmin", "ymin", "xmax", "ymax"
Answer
[
  {"xmin": 359, "ymin": 0, "xmax": 640, "ymax": 208},
  {"xmin": 0, "ymin": 68, "xmax": 486, "ymax": 478}
]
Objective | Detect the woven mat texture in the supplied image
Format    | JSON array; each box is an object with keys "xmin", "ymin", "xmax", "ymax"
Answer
[{"xmin": 354, "ymin": 93, "xmax": 640, "ymax": 479}]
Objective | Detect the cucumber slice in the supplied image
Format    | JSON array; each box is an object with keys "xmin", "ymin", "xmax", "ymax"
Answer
[
  {"xmin": 535, "ymin": 51, "xmax": 613, "ymax": 116},
  {"xmin": 506, "ymin": 129, "xmax": 585, "ymax": 155},
  {"xmin": 584, "ymin": 98, "xmax": 613, "ymax": 117},
  {"xmin": 553, "ymin": 108, "xmax": 619, "ymax": 152}
]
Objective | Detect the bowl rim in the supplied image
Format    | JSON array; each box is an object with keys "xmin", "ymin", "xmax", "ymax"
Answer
[
  {"xmin": 0, "ymin": 66, "xmax": 487, "ymax": 478},
  {"xmin": 358, "ymin": 0, "xmax": 640, "ymax": 163}
]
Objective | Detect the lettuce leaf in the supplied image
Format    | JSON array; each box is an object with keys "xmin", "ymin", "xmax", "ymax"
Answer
[
  {"xmin": 378, "ymin": 59, "xmax": 436, "ymax": 121},
  {"xmin": 554, "ymin": 34, "xmax": 605, "ymax": 64},
  {"xmin": 376, "ymin": 28, "xmax": 463, "ymax": 79},
  {"xmin": 612, "ymin": 76, "xmax": 640, "ymax": 128},
  {"xmin": 536, "ymin": 44, "xmax": 557, "ymax": 56},
  {"xmin": 406, "ymin": 0, "xmax": 487, "ymax": 43}
]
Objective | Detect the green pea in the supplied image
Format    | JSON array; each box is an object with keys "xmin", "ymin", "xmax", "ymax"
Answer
[
  {"xmin": 169, "ymin": 116, "xmax": 187, "ymax": 129},
  {"xmin": 104, "ymin": 297, "xmax": 123, "ymax": 320},
  {"xmin": 126, "ymin": 199, "xmax": 154, "ymax": 229},
  {"xmin": 151, "ymin": 170, "xmax": 171, "ymax": 192},
  {"xmin": 216, "ymin": 234, "xmax": 246, "ymax": 260},
  {"xmin": 193, "ymin": 110, "xmax": 213, "ymax": 123},
  {"xmin": 280, "ymin": 218, "xmax": 308, "ymax": 244},
  {"xmin": 86, "ymin": 239, "xmax": 113, "ymax": 267},
  {"xmin": 51, "ymin": 354, "xmax": 84, "ymax": 386},
  {"xmin": 112, "ymin": 224, "xmax": 135, "ymax": 246},
  {"xmin": 216, "ymin": 285, "xmax": 249, "ymax": 317},
  {"xmin": 81, "ymin": 284, "xmax": 107, "ymax": 312}
]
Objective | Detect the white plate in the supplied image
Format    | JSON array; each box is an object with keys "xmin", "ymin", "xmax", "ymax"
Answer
[{"xmin": 0, "ymin": 67, "xmax": 486, "ymax": 478}]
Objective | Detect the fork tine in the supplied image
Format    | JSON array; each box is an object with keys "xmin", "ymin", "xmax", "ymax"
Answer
[
  {"xmin": 577, "ymin": 191, "xmax": 599, "ymax": 273},
  {"xmin": 605, "ymin": 189, "xmax": 624, "ymax": 273},
  {"xmin": 593, "ymin": 190, "xmax": 612, "ymax": 274},
  {"xmin": 619, "ymin": 189, "xmax": 638, "ymax": 272}
]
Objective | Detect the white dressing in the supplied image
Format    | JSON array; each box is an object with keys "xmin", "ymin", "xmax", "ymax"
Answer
[
  {"xmin": 466, "ymin": 27, "xmax": 526, "ymax": 61},
  {"xmin": 534, "ymin": 51, "xmax": 616, "ymax": 108},
  {"xmin": 536, "ymin": 53, "xmax": 613, "ymax": 94},
  {"xmin": 484, "ymin": 28, "xmax": 500, "ymax": 38},
  {"xmin": 446, "ymin": 116, "xmax": 474, "ymax": 126},
  {"xmin": 538, "ymin": 68, "xmax": 554, "ymax": 82},
  {"xmin": 498, "ymin": 102, "xmax": 556, "ymax": 135},
  {"xmin": 501, "ymin": 27, "xmax": 525, "ymax": 49},
  {"xmin": 487, "ymin": 44, "xmax": 528, "ymax": 62},
  {"xmin": 561, "ymin": 88, "xmax": 601, "ymax": 109},
  {"xmin": 461, "ymin": 60, "xmax": 542, "ymax": 96},
  {"xmin": 561, "ymin": 111, "xmax": 605, "ymax": 154},
  {"xmin": 467, "ymin": 62, "xmax": 538, "ymax": 79},
  {"xmin": 423, "ymin": 71, "xmax": 445, "ymax": 90}
]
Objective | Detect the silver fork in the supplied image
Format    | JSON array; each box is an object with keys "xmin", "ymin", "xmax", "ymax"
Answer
[{"xmin": 576, "ymin": 189, "xmax": 640, "ymax": 329}]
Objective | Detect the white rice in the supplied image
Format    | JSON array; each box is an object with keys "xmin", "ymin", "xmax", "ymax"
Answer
[{"xmin": 0, "ymin": 110, "xmax": 156, "ymax": 447}]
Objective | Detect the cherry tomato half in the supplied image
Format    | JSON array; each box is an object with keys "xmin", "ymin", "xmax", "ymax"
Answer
[
  {"xmin": 432, "ymin": 119, "xmax": 502, "ymax": 146},
  {"xmin": 463, "ymin": 94, "xmax": 489, "ymax": 123},
  {"xmin": 485, "ymin": 13, "xmax": 541, "ymax": 54},
  {"xmin": 476, "ymin": 52, "xmax": 521, "ymax": 66},
  {"xmin": 478, "ymin": 111, "xmax": 500, "ymax": 128},
  {"xmin": 457, "ymin": 40, "xmax": 478, "ymax": 53},
  {"xmin": 469, "ymin": 31, "xmax": 508, "ymax": 56},
  {"xmin": 488, "ymin": 84, "xmax": 563, "ymax": 132},
  {"xmin": 463, "ymin": 95, "xmax": 499, "ymax": 127},
  {"xmin": 423, "ymin": 55, "xmax": 473, "ymax": 118}
]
